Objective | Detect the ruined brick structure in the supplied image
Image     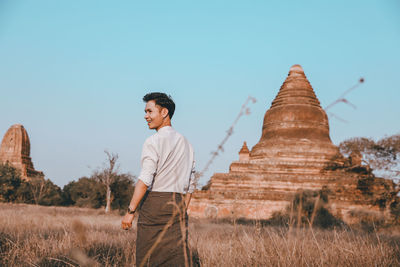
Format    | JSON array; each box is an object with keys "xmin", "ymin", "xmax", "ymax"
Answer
[
  {"xmin": 0, "ymin": 124, "xmax": 43, "ymax": 180},
  {"xmin": 188, "ymin": 65, "xmax": 397, "ymax": 223}
]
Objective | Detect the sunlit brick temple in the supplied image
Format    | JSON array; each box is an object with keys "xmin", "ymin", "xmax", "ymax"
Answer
[
  {"xmin": 188, "ymin": 65, "xmax": 397, "ymax": 223},
  {"xmin": 0, "ymin": 124, "xmax": 43, "ymax": 180}
]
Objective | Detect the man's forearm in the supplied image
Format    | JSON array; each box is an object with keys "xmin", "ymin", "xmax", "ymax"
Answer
[{"xmin": 128, "ymin": 180, "xmax": 148, "ymax": 212}]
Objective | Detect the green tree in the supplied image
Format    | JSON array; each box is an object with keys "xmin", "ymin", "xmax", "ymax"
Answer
[
  {"xmin": 15, "ymin": 180, "xmax": 34, "ymax": 203},
  {"xmin": 339, "ymin": 134, "xmax": 400, "ymax": 180},
  {"xmin": 36, "ymin": 179, "xmax": 63, "ymax": 206},
  {"xmin": 62, "ymin": 173, "xmax": 136, "ymax": 211},
  {"xmin": 339, "ymin": 134, "xmax": 400, "ymax": 221},
  {"xmin": 0, "ymin": 163, "xmax": 22, "ymax": 202},
  {"xmin": 110, "ymin": 173, "xmax": 136, "ymax": 210},
  {"xmin": 0, "ymin": 163, "xmax": 63, "ymax": 206},
  {"xmin": 62, "ymin": 177, "xmax": 105, "ymax": 208}
]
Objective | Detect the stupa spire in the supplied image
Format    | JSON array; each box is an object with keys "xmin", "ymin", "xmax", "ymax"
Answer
[{"xmin": 250, "ymin": 64, "xmax": 337, "ymax": 160}]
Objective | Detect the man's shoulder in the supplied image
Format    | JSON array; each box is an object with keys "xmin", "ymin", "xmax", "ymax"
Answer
[
  {"xmin": 143, "ymin": 132, "xmax": 158, "ymax": 146},
  {"xmin": 170, "ymin": 128, "xmax": 190, "ymax": 141},
  {"xmin": 143, "ymin": 128, "xmax": 169, "ymax": 146},
  {"xmin": 174, "ymin": 130, "xmax": 194, "ymax": 151}
]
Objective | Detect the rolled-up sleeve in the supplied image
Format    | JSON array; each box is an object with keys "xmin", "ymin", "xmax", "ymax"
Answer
[{"xmin": 138, "ymin": 138, "xmax": 158, "ymax": 187}]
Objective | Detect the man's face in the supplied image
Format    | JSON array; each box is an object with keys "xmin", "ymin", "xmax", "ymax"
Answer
[{"xmin": 144, "ymin": 100, "xmax": 167, "ymax": 130}]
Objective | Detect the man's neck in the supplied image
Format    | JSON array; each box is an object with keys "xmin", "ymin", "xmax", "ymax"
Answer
[{"xmin": 156, "ymin": 122, "xmax": 172, "ymax": 131}]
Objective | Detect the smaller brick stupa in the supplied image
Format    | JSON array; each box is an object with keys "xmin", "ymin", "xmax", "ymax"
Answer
[{"xmin": 0, "ymin": 124, "xmax": 43, "ymax": 180}]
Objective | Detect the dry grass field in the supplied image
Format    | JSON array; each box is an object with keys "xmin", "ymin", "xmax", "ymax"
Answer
[{"xmin": 0, "ymin": 203, "xmax": 399, "ymax": 266}]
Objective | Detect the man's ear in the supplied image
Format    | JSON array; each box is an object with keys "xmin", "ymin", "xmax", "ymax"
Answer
[{"xmin": 161, "ymin": 108, "xmax": 169, "ymax": 118}]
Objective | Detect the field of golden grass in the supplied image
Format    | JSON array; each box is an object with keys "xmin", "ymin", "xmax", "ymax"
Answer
[{"xmin": 0, "ymin": 203, "xmax": 399, "ymax": 266}]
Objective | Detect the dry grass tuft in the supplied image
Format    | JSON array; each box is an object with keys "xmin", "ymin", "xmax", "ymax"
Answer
[
  {"xmin": 0, "ymin": 203, "xmax": 399, "ymax": 266},
  {"xmin": 0, "ymin": 203, "xmax": 136, "ymax": 266},
  {"xmin": 191, "ymin": 219, "xmax": 400, "ymax": 266}
]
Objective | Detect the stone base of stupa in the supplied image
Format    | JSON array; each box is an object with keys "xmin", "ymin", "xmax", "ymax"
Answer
[
  {"xmin": 188, "ymin": 167, "xmax": 389, "ymax": 218},
  {"xmin": 188, "ymin": 170, "xmax": 395, "ymax": 223}
]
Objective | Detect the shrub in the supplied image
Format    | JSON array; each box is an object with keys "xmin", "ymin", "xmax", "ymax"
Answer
[
  {"xmin": 267, "ymin": 188, "xmax": 344, "ymax": 229},
  {"xmin": 348, "ymin": 209, "xmax": 385, "ymax": 232},
  {"xmin": 0, "ymin": 163, "xmax": 22, "ymax": 202}
]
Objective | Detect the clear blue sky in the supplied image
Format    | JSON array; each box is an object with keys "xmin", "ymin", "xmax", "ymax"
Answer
[{"xmin": 1, "ymin": 1, "xmax": 399, "ymax": 187}]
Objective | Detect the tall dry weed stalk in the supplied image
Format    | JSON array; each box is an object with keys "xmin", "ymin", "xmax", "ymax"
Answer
[{"xmin": 197, "ymin": 96, "xmax": 256, "ymax": 183}]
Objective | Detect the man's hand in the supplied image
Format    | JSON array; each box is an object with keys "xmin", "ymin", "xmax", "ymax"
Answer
[
  {"xmin": 121, "ymin": 213, "xmax": 135, "ymax": 230},
  {"xmin": 121, "ymin": 180, "xmax": 148, "ymax": 230}
]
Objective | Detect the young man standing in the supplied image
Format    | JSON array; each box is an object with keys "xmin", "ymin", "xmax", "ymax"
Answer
[{"xmin": 121, "ymin": 92, "xmax": 196, "ymax": 267}]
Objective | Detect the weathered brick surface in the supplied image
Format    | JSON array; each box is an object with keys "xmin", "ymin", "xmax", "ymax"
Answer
[{"xmin": 0, "ymin": 124, "xmax": 43, "ymax": 180}]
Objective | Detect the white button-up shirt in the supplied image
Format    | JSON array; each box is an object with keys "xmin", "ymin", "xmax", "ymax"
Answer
[{"xmin": 138, "ymin": 126, "xmax": 196, "ymax": 193}]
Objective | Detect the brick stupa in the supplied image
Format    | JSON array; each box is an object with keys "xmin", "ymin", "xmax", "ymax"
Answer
[
  {"xmin": 0, "ymin": 124, "xmax": 43, "ymax": 180},
  {"xmin": 188, "ymin": 65, "xmax": 397, "ymax": 222}
]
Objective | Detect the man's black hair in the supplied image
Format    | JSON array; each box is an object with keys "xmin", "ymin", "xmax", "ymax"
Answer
[{"xmin": 143, "ymin": 92, "xmax": 176, "ymax": 119}]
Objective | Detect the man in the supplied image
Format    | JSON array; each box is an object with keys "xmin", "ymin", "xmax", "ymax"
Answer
[{"xmin": 121, "ymin": 92, "xmax": 196, "ymax": 267}]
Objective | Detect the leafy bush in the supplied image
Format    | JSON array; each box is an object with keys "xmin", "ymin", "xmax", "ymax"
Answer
[
  {"xmin": 348, "ymin": 209, "xmax": 385, "ymax": 232},
  {"xmin": 339, "ymin": 134, "xmax": 400, "ymax": 180},
  {"xmin": 62, "ymin": 174, "xmax": 135, "ymax": 210},
  {"xmin": 62, "ymin": 177, "xmax": 105, "ymax": 208},
  {"xmin": 268, "ymin": 188, "xmax": 344, "ymax": 229},
  {"xmin": 0, "ymin": 163, "xmax": 22, "ymax": 202}
]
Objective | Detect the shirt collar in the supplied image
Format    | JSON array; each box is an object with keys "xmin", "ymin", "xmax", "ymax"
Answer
[{"xmin": 157, "ymin": 125, "xmax": 173, "ymax": 133}]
